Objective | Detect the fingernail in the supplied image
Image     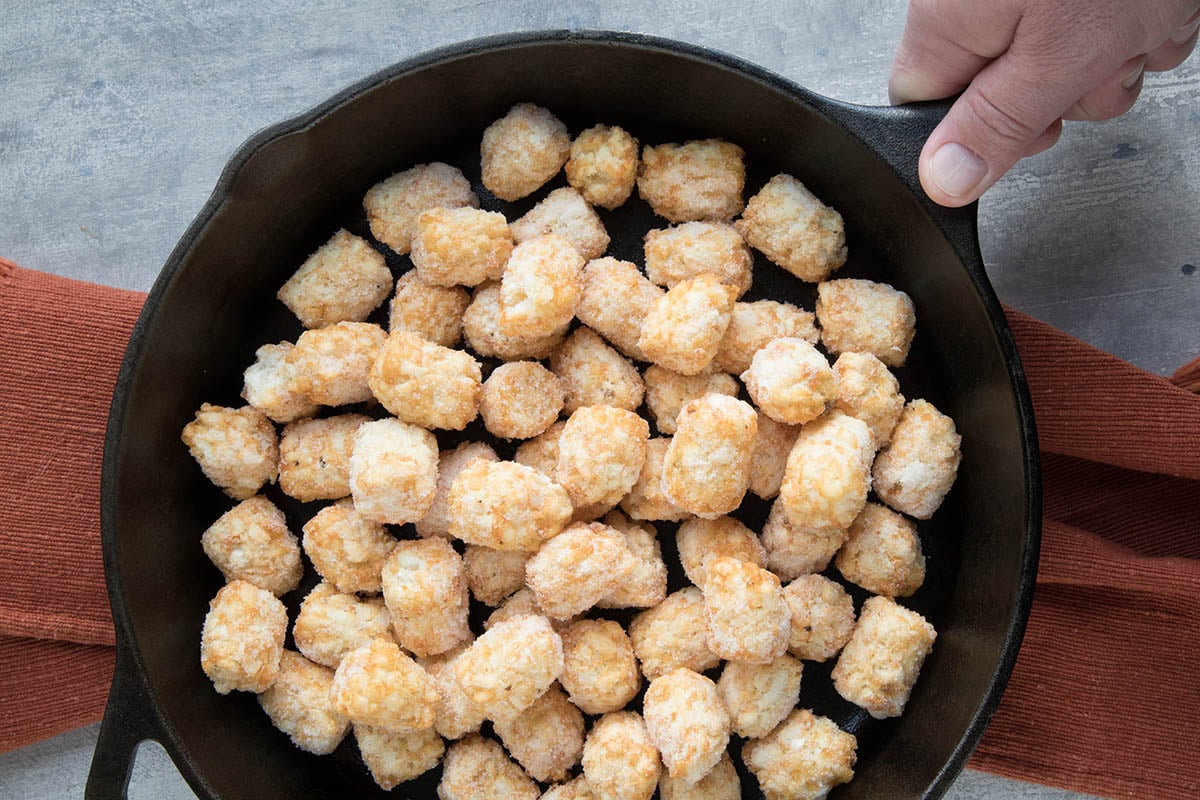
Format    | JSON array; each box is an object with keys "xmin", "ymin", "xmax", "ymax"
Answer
[
  {"xmin": 1172, "ymin": 15, "xmax": 1200, "ymax": 45},
  {"xmin": 927, "ymin": 142, "xmax": 988, "ymax": 200},
  {"xmin": 1121, "ymin": 57, "xmax": 1146, "ymax": 89}
]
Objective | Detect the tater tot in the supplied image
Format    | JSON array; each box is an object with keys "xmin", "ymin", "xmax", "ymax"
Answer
[
  {"xmin": 832, "ymin": 596, "xmax": 936, "ymax": 719},
  {"xmin": 447, "ymin": 459, "xmax": 572, "ymax": 551},
  {"xmin": 483, "ymin": 588, "xmax": 560, "ymax": 632},
  {"xmin": 542, "ymin": 775, "xmax": 596, "ymax": 800},
  {"xmin": 643, "ymin": 668, "xmax": 730, "ymax": 784},
  {"xmin": 559, "ymin": 618, "xmax": 641, "ymax": 714},
  {"xmin": 662, "ymin": 394, "xmax": 757, "ymax": 518},
  {"xmin": 495, "ymin": 685, "xmax": 585, "ymax": 783},
  {"xmin": 480, "ymin": 361, "xmax": 564, "ymax": 440},
  {"xmin": 637, "ymin": 139, "xmax": 745, "ymax": 223},
  {"xmin": 618, "ymin": 438, "xmax": 688, "ymax": 523},
  {"xmin": 565, "ymin": 123, "xmax": 638, "ymax": 209},
  {"xmin": 782, "ymin": 574, "xmax": 856, "ymax": 662},
  {"xmin": 463, "ymin": 281, "xmax": 567, "ymax": 360},
  {"xmin": 415, "ymin": 441, "xmax": 499, "ymax": 539},
  {"xmin": 289, "ymin": 321, "xmax": 387, "ymax": 407},
  {"xmin": 735, "ymin": 173, "xmax": 847, "ymax": 283},
  {"xmin": 743, "ymin": 709, "xmax": 857, "ymax": 800},
  {"xmin": 499, "ymin": 234, "xmax": 585, "ymax": 340},
  {"xmin": 638, "ymin": 274, "xmax": 737, "ymax": 376},
  {"xmin": 676, "ymin": 516, "xmax": 766, "ymax": 591},
  {"xmin": 349, "ymin": 418, "xmax": 439, "ymax": 525},
  {"xmin": 749, "ymin": 412, "xmax": 801, "ymax": 501},
  {"xmin": 388, "ymin": 271, "xmax": 471, "ymax": 347},
  {"xmin": 201, "ymin": 496, "xmax": 302, "ymax": 596},
  {"xmin": 511, "ymin": 186, "xmax": 611, "ymax": 261},
  {"xmin": 836, "ymin": 502, "xmax": 926, "ymax": 597},
  {"xmin": 277, "ymin": 229, "xmax": 392, "ymax": 329},
  {"xmin": 410, "ymin": 206, "xmax": 513, "ymax": 287},
  {"xmin": 761, "ymin": 498, "xmax": 846, "ymax": 580},
  {"xmin": 369, "ymin": 330, "xmax": 481, "ymax": 431},
  {"xmin": 525, "ymin": 522, "xmax": 636, "ymax": 619},
  {"xmin": 643, "ymin": 222, "xmax": 752, "ymax": 296},
  {"xmin": 597, "ymin": 511, "xmax": 669, "ymax": 609},
  {"xmin": 453, "ymin": 615, "xmax": 564, "ymax": 724},
  {"xmin": 779, "ymin": 411, "xmax": 874, "ymax": 534},
  {"xmin": 629, "ymin": 587, "xmax": 720, "ymax": 679},
  {"xmin": 293, "ymin": 583, "xmax": 394, "ymax": 668},
  {"xmin": 382, "ymin": 538, "xmax": 471, "ymax": 657},
  {"xmin": 551, "ymin": 327, "xmax": 645, "ymax": 413},
  {"xmin": 659, "ymin": 752, "xmax": 740, "ymax": 800},
  {"xmin": 576, "ymin": 257, "xmax": 663, "ymax": 360},
  {"xmin": 717, "ymin": 655, "xmax": 804, "ymax": 738},
  {"xmin": 302, "ymin": 499, "xmax": 397, "ymax": 594},
  {"xmin": 356, "ymin": 724, "xmax": 445, "ymax": 790},
  {"xmin": 331, "ymin": 638, "xmax": 438, "ymax": 732},
  {"xmin": 241, "ymin": 342, "xmax": 318, "ymax": 423},
  {"xmin": 481, "ymin": 102, "xmax": 571, "ymax": 201},
  {"xmin": 742, "ymin": 337, "xmax": 837, "ymax": 425},
  {"xmin": 872, "ymin": 399, "xmax": 962, "ymax": 519},
  {"xmin": 200, "ymin": 579, "xmax": 287, "ymax": 694},
  {"xmin": 513, "ymin": 421, "xmax": 565, "ymax": 479},
  {"xmin": 258, "ymin": 650, "xmax": 349, "ymax": 755},
  {"xmin": 278, "ymin": 414, "xmax": 367, "ymax": 502},
  {"xmin": 181, "ymin": 403, "xmax": 278, "ymax": 500},
  {"xmin": 463, "ymin": 545, "xmax": 528, "ymax": 606},
  {"xmin": 714, "ymin": 299, "xmax": 819, "ymax": 375},
  {"xmin": 364, "ymin": 161, "xmax": 478, "ymax": 255},
  {"xmin": 419, "ymin": 647, "xmax": 485, "ymax": 740},
  {"xmin": 441, "ymin": 734, "xmax": 540, "ymax": 800},
  {"xmin": 643, "ymin": 366, "xmax": 740, "ymax": 436},
  {"xmin": 556, "ymin": 405, "xmax": 649, "ymax": 508},
  {"xmin": 816, "ymin": 278, "xmax": 916, "ymax": 367},
  {"xmin": 832, "ymin": 351, "xmax": 905, "ymax": 447},
  {"xmin": 582, "ymin": 712, "xmax": 661, "ymax": 800},
  {"xmin": 703, "ymin": 556, "xmax": 791, "ymax": 664}
]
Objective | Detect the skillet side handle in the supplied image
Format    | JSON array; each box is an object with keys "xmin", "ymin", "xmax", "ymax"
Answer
[{"xmin": 85, "ymin": 638, "xmax": 163, "ymax": 800}]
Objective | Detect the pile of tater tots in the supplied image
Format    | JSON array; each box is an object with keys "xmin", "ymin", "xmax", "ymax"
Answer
[{"xmin": 182, "ymin": 101, "xmax": 962, "ymax": 800}]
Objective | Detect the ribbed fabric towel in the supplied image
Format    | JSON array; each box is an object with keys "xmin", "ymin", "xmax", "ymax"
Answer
[{"xmin": 1, "ymin": 258, "xmax": 1197, "ymax": 799}]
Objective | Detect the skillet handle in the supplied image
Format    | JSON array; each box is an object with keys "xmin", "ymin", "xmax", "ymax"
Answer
[{"xmin": 85, "ymin": 638, "xmax": 167, "ymax": 800}]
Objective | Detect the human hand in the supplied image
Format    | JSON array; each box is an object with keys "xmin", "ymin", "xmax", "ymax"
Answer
[{"xmin": 891, "ymin": 0, "xmax": 1200, "ymax": 207}]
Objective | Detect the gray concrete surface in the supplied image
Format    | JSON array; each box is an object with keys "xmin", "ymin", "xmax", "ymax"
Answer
[{"xmin": 2, "ymin": 0, "xmax": 1194, "ymax": 798}]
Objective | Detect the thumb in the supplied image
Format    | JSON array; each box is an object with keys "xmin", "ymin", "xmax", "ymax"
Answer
[{"xmin": 918, "ymin": 48, "xmax": 1090, "ymax": 207}]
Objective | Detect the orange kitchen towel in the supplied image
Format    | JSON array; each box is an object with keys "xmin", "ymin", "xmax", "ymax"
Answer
[{"xmin": 1, "ymin": 258, "xmax": 1198, "ymax": 799}]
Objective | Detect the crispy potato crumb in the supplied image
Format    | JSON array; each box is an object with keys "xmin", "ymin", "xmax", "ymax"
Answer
[
  {"xmin": 258, "ymin": 650, "xmax": 349, "ymax": 755},
  {"xmin": 779, "ymin": 411, "xmax": 874, "ymax": 534},
  {"xmin": 872, "ymin": 399, "xmax": 962, "ymax": 519},
  {"xmin": 735, "ymin": 174, "xmax": 846, "ymax": 283},
  {"xmin": 302, "ymin": 499, "xmax": 397, "ymax": 595},
  {"xmin": 629, "ymin": 587, "xmax": 720, "ymax": 680},
  {"xmin": 201, "ymin": 496, "xmax": 302, "ymax": 596},
  {"xmin": 241, "ymin": 342, "xmax": 318, "ymax": 423},
  {"xmin": 582, "ymin": 711, "xmax": 661, "ymax": 800},
  {"xmin": 703, "ymin": 556, "xmax": 790, "ymax": 664},
  {"xmin": 714, "ymin": 299, "xmax": 819, "ymax": 376},
  {"xmin": 717, "ymin": 655, "xmax": 803, "ymax": 738},
  {"xmin": 526, "ymin": 522, "xmax": 637, "ymax": 619},
  {"xmin": 836, "ymin": 502, "xmax": 926, "ymax": 597},
  {"xmin": 743, "ymin": 709, "xmax": 857, "ymax": 800},
  {"xmin": 200, "ymin": 579, "xmax": 287, "ymax": 694},
  {"xmin": 782, "ymin": 574, "xmax": 856, "ymax": 662},
  {"xmin": 551, "ymin": 327, "xmax": 645, "ymax": 413},
  {"xmin": 499, "ymin": 234, "xmax": 585, "ymax": 340},
  {"xmin": 662, "ymin": 394, "xmax": 757, "ymax": 518},
  {"xmin": 761, "ymin": 498, "xmax": 847, "ymax": 581},
  {"xmin": 659, "ymin": 752, "xmax": 740, "ymax": 800},
  {"xmin": 331, "ymin": 638, "xmax": 438, "ymax": 733},
  {"xmin": 453, "ymin": 615, "xmax": 564, "ymax": 724},
  {"xmin": 644, "ymin": 366, "xmax": 739, "ymax": 436},
  {"xmin": 619, "ymin": 438, "xmax": 689, "ymax": 523},
  {"xmin": 447, "ymin": 459, "xmax": 573, "ymax": 551},
  {"xmin": 288, "ymin": 321, "xmax": 387, "ymax": 407},
  {"xmin": 411, "ymin": 207, "xmax": 513, "ymax": 287},
  {"xmin": 481, "ymin": 103, "xmax": 571, "ymax": 201},
  {"xmin": 577, "ymin": 257, "xmax": 663, "ymax": 360},
  {"xmin": 278, "ymin": 229, "xmax": 392, "ymax": 329},
  {"xmin": 748, "ymin": 412, "xmax": 801, "ymax": 501},
  {"xmin": 278, "ymin": 414, "xmax": 367, "ymax": 502},
  {"xmin": 293, "ymin": 583, "xmax": 393, "ymax": 669},
  {"xmin": 643, "ymin": 668, "xmax": 730, "ymax": 783},
  {"xmin": 356, "ymin": 724, "xmax": 445, "ymax": 790},
  {"xmin": 676, "ymin": 516, "xmax": 766, "ymax": 591},
  {"xmin": 419, "ymin": 647, "xmax": 486, "ymax": 740},
  {"xmin": 364, "ymin": 162, "xmax": 478, "ymax": 255},
  {"xmin": 638, "ymin": 274, "xmax": 737, "ymax": 376},
  {"xmin": 511, "ymin": 187, "xmax": 611, "ymax": 261},
  {"xmin": 349, "ymin": 418, "xmax": 439, "ymax": 525},
  {"xmin": 464, "ymin": 545, "xmax": 529, "ymax": 606},
  {"xmin": 597, "ymin": 511, "xmax": 669, "ymax": 609},
  {"xmin": 831, "ymin": 352, "xmax": 905, "ymax": 447},
  {"xmin": 644, "ymin": 222, "xmax": 752, "ymax": 296},
  {"xmin": 566, "ymin": 124, "xmax": 639, "ymax": 209},
  {"xmin": 816, "ymin": 278, "xmax": 916, "ymax": 367},
  {"xmin": 388, "ymin": 271, "xmax": 471, "ymax": 347},
  {"xmin": 480, "ymin": 361, "xmax": 564, "ymax": 440},
  {"xmin": 832, "ymin": 596, "xmax": 936, "ymax": 719},
  {"xmin": 181, "ymin": 403, "xmax": 278, "ymax": 500},
  {"xmin": 637, "ymin": 139, "xmax": 746, "ymax": 223},
  {"xmin": 495, "ymin": 685, "xmax": 585, "ymax": 783},
  {"xmin": 559, "ymin": 618, "xmax": 641, "ymax": 715},
  {"xmin": 382, "ymin": 538, "xmax": 471, "ymax": 657},
  {"xmin": 369, "ymin": 330, "xmax": 482, "ymax": 431},
  {"xmin": 416, "ymin": 441, "xmax": 499, "ymax": 539},
  {"xmin": 556, "ymin": 405, "xmax": 650, "ymax": 508},
  {"xmin": 742, "ymin": 337, "xmax": 837, "ymax": 426},
  {"xmin": 463, "ymin": 281, "xmax": 568, "ymax": 360},
  {"xmin": 513, "ymin": 420, "xmax": 566, "ymax": 479}
]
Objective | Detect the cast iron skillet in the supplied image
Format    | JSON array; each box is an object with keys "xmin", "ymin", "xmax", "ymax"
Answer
[{"xmin": 86, "ymin": 30, "xmax": 1040, "ymax": 800}]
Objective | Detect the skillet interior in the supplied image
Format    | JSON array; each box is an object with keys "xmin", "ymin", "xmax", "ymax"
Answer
[{"xmin": 100, "ymin": 31, "xmax": 1036, "ymax": 800}]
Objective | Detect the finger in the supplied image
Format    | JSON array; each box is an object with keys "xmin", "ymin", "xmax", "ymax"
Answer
[
  {"xmin": 1146, "ymin": 12, "xmax": 1200, "ymax": 71},
  {"xmin": 1023, "ymin": 119, "xmax": 1064, "ymax": 157},
  {"xmin": 1063, "ymin": 56, "xmax": 1146, "ymax": 121}
]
